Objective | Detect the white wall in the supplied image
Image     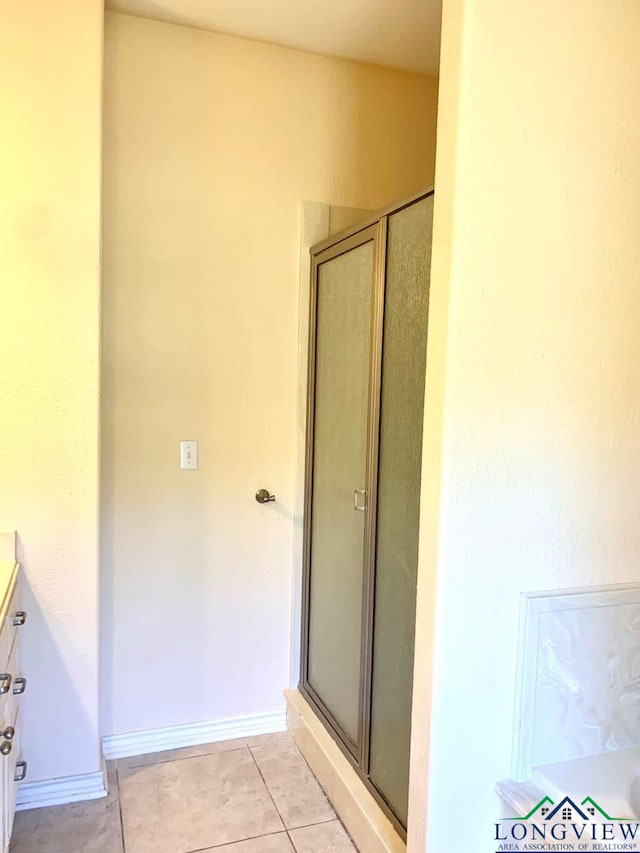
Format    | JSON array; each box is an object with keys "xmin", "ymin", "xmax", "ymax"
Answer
[
  {"xmin": 415, "ymin": 0, "xmax": 640, "ymax": 850},
  {"xmin": 0, "ymin": 0, "xmax": 103, "ymax": 782},
  {"xmin": 101, "ymin": 12, "xmax": 439, "ymax": 738}
]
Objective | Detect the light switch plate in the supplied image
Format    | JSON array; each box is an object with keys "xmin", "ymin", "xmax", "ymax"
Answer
[{"xmin": 180, "ymin": 440, "xmax": 198, "ymax": 470}]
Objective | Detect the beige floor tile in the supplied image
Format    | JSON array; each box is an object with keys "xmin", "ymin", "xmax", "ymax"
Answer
[
  {"xmin": 201, "ymin": 832, "xmax": 295, "ymax": 851},
  {"xmin": 289, "ymin": 820, "xmax": 358, "ymax": 852},
  {"xmin": 10, "ymin": 794, "xmax": 124, "ymax": 853},
  {"xmin": 250, "ymin": 741, "xmax": 335, "ymax": 829},
  {"xmin": 245, "ymin": 731, "xmax": 294, "ymax": 750},
  {"xmin": 117, "ymin": 736, "xmax": 248, "ymax": 770},
  {"xmin": 119, "ymin": 748, "xmax": 284, "ymax": 853}
]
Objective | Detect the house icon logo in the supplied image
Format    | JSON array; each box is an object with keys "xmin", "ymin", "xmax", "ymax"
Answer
[
  {"xmin": 495, "ymin": 793, "xmax": 640, "ymax": 850},
  {"xmin": 513, "ymin": 794, "xmax": 623, "ymax": 823}
]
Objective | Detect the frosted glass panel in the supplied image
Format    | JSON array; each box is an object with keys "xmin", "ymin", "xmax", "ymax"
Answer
[
  {"xmin": 368, "ymin": 196, "xmax": 433, "ymax": 825},
  {"xmin": 307, "ymin": 240, "xmax": 374, "ymax": 744}
]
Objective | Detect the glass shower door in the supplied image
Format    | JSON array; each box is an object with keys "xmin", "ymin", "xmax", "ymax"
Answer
[
  {"xmin": 301, "ymin": 188, "xmax": 435, "ymax": 834},
  {"xmin": 304, "ymin": 226, "xmax": 378, "ymax": 752},
  {"xmin": 367, "ymin": 195, "xmax": 434, "ymax": 826}
]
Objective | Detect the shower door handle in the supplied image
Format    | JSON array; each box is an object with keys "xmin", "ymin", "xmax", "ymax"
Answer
[{"xmin": 353, "ymin": 489, "xmax": 367, "ymax": 512}]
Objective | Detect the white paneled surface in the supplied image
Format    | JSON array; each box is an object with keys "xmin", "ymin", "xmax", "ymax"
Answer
[{"xmin": 513, "ymin": 585, "xmax": 640, "ymax": 780}]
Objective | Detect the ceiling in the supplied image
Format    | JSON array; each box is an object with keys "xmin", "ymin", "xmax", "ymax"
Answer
[{"xmin": 105, "ymin": 0, "xmax": 442, "ymax": 76}]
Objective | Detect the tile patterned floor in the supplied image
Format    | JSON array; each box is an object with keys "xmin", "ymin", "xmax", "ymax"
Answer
[{"xmin": 10, "ymin": 732, "xmax": 358, "ymax": 853}]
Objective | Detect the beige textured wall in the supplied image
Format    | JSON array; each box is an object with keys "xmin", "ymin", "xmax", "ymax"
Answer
[
  {"xmin": 101, "ymin": 11, "xmax": 438, "ymax": 737},
  {"xmin": 407, "ymin": 0, "xmax": 458, "ymax": 843},
  {"xmin": 0, "ymin": 0, "xmax": 103, "ymax": 781},
  {"xmin": 413, "ymin": 1, "xmax": 640, "ymax": 850}
]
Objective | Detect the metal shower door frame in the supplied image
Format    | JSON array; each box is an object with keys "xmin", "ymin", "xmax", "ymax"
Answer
[{"xmin": 299, "ymin": 186, "xmax": 435, "ymax": 837}]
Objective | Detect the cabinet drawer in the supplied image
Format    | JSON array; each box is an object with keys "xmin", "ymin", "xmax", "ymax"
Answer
[
  {"xmin": 0, "ymin": 650, "xmax": 23, "ymax": 853},
  {"xmin": 3, "ymin": 710, "xmax": 19, "ymax": 851},
  {"xmin": 4, "ymin": 644, "xmax": 22, "ymax": 734},
  {"xmin": 0, "ymin": 584, "xmax": 23, "ymax": 676}
]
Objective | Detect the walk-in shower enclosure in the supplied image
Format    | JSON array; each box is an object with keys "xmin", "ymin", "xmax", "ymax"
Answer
[{"xmin": 300, "ymin": 188, "xmax": 434, "ymax": 834}]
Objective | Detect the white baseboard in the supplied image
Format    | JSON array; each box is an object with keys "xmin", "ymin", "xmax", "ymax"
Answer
[
  {"xmin": 16, "ymin": 769, "xmax": 107, "ymax": 812},
  {"xmin": 15, "ymin": 711, "xmax": 286, "ymax": 812},
  {"xmin": 102, "ymin": 709, "xmax": 287, "ymax": 760}
]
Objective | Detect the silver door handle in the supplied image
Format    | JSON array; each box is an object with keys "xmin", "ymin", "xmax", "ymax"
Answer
[
  {"xmin": 353, "ymin": 489, "xmax": 367, "ymax": 511},
  {"xmin": 13, "ymin": 611, "xmax": 27, "ymax": 627},
  {"xmin": 255, "ymin": 489, "xmax": 275, "ymax": 504},
  {"xmin": 0, "ymin": 674, "xmax": 12, "ymax": 695},
  {"xmin": 13, "ymin": 677, "xmax": 26, "ymax": 695}
]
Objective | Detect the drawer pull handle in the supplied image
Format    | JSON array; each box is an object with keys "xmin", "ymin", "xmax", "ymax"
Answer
[
  {"xmin": 0, "ymin": 741, "xmax": 12, "ymax": 756},
  {"xmin": 14, "ymin": 761, "xmax": 27, "ymax": 782},
  {"xmin": 0, "ymin": 727, "xmax": 15, "ymax": 742},
  {"xmin": 13, "ymin": 612, "xmax": 26, "ymax": 628},
  {"xmin": 0, "ymin": 674, "xmax": 12, "ymax": 695},
  {"xmin": 13, "ymin": 677, "xmax": 26, "ymax": 695},
  {"xmin": 353, "ymin": 488, "xmax": 367, "ymax": 512}
]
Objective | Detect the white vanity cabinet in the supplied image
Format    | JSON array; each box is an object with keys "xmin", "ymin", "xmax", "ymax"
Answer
[{"xmin": 0, "ymin": 568, "xmax": 26, "ymax": 853}]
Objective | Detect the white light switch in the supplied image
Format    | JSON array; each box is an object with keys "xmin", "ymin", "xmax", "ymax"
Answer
[{"xmin": 180, "ymin": 440, "xmax": 198, "ymax": 470}]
